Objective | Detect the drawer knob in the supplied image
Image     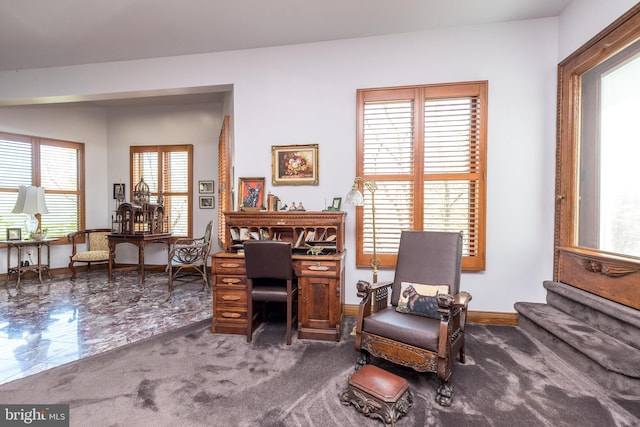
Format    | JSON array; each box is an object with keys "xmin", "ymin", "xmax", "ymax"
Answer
[
  {"xmin": 221, "ymin": 312, "xmax": 241, "ymax": 318},
  {"xmin": 222, "ymin": 278, "xmax": 241, "ymax": 284},
  {"xmin": 222, "ymin": 295, "xmax": 241, "ymax": 301},
  {"xmin": 308, "ymin": 264, "xmax": 330, "ymax": 271}
]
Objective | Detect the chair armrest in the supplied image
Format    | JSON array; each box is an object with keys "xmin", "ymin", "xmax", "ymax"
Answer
[
  {"xmin": 354, "ymin": 280, "xmax": 393, "ymax": 342},
  {"xmin": 453, "ymin": 291, "xmax": 472, "ymax": 309}
]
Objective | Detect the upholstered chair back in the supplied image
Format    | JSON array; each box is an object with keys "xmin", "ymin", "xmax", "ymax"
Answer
[
  {"xmin": 390, "ymin": 231, "xmax": 463, "ymax": 306},
  {"xmin": 244, "ymin": 241, "xmax": 293, "ymax": 281},
  {"xmin": 88, "ymin": 232, "xmax": 110, "ymax": 252}
]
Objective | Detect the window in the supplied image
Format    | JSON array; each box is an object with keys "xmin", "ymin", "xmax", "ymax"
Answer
[
  {"xmin": 555, "ymin": 4, "xmax": 640, "ymax": 309},
  {"xmin": 578, "ymin": 37, "xmax": 640, "ymax": 257},
  {"xmin": 355, "ymin": 81, "xmax": 487, "ymax": 270},
  {"xmin": 0, "ymin": 132, "xmax": 84, "ymax": 240},
  {"xmin": 130, "ymin": 145, "xmax": 193, "ymax": 237}
]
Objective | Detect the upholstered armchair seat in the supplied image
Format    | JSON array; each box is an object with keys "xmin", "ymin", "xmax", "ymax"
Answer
[
  {"xmin": 363, "ymin": 307, "xmax": 441, "ymax": 351},
  {"xmin": 71, "ymin": 250, "xmax": 110, "ymax": 262}
]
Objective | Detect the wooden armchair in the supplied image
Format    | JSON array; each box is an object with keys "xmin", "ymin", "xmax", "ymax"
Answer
[
  {"xmin": 354, "ymin": 231, "xmax": 471, "ymax": 407},
  {"xmin": 67, "ymin": 228, "xmax": 112, "ymax": 278}
]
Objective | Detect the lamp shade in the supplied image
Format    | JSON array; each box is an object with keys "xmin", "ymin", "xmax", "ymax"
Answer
[
  {"xmin": 345, "ymin": 187, "xmax": 364, "ymax": 206},
  {"xmin": 12, "ymin": 186, "xmax": 50, "ymax": 215}
]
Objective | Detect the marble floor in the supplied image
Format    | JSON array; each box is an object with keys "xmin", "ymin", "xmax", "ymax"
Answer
[{"xmin": 0, "ymin": 269, "xmax": 212, "ymax": 385}]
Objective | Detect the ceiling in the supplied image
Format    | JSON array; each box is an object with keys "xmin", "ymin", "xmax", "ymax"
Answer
[{"xmin": 0, "ymin": 0, "xmax": 573, "ymax": 106}]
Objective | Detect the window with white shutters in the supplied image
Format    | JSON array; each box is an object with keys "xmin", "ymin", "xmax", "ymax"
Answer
[
  {"xmin": 355, "ymin": 82, "xmax": 487, "ymax": 270},
  {"xmin": 131, "ymin": 145, "xmax": 193, "ymax": 237},
  {"xmin": 0, "ymin": 132, "xmax": 84, "ymax": 240}
]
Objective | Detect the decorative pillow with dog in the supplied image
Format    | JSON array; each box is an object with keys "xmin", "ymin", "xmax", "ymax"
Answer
[{"xmin": 396, "ymin": 282, "xmax": 450, "ymax": 319}]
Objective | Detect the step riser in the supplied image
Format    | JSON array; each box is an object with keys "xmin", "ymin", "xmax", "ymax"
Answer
[
  {"xmin": 546, "ymin": 291, "xmax": 640, "ymax": 351},
  {"xmin": 518, "ymin": 315, "xmax": 640, "ymax": 398}
]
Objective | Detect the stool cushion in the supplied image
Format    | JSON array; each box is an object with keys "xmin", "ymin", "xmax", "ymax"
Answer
[{"xmin": 349, "ymin": 365, "xmax": 408, "ymax": 402}]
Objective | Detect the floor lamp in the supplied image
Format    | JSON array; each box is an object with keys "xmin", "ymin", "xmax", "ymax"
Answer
[
  {"xmin": 345, "ymin": 177, "xmax": 379, "ymax": 284},
  {"xmin": 12, "ymin": 185, "xmax": 49, "ymax": 239}
]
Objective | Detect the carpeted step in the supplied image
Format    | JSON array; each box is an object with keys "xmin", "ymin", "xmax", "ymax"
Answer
[
  {"xmin": 515, "ymin": 301, "xmax": 640, "ymax": 398},
  {"xmin": 543, "ymin": 281, "xmax": 640, "ymax": 351}
]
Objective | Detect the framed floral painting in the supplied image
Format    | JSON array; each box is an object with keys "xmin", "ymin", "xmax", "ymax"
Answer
[{"xmin": 271, "ymin": 144, "xmax": 319, "ymax": 185}]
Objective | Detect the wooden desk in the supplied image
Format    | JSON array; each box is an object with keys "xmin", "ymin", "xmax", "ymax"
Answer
[
  {"xmin": 108, "ymin": 233, "xmax": 172, "ymax": 282},
  {"xmin": 212, "ymin": 251, "xmax": 346, "ymax": 341},
  {"xmin": 2, "ymin": 239, "xmax": 54, "ymax": 288}
]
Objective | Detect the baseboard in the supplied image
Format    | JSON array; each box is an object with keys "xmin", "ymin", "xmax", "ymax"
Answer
[
  {"xmin": 467, "ymin": 311, "xmax": 518, "ymax": 326},
  {"xmin": 1, "ymin": 264, "xmax": 169, "ymax": 282},
  {"xmin": 343, "ymin": 304, "xmax": 518, "ymax": 326}
]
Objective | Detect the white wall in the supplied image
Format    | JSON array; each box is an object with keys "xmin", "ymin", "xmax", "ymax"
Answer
[
  {"xmin": 0, "ymin": 106, "xmax": 109, "ymax": 270},
  {"xmin": 558, "ymin": 0, "xmax": 639, "ymax": 61},
  {"xmin": 106, "ymin": 103, "xmax": 223, "ymax": 264},
  {"xmin": 0, "ymin": 16, "xmax": 576, "ymax": 312}
]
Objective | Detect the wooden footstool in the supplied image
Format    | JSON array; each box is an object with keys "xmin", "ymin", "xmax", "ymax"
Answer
[{"xmin": 341, "ymin": 365, "xmax": 413, "ymax": 426}]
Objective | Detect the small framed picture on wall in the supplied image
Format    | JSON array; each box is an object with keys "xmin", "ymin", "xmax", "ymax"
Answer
[
  {"xmin": 198, "ymin": 180, "xmax": 214, "ymax": 194},
  {"xmin": 199, "ymin": 196, "xmax": 215, "ymax": 209}
]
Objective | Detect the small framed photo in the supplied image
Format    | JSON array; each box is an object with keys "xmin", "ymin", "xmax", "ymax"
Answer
[
  {"xmin": 238, "ymin": 177, "xmax": 265, "ymax": 211},
  {"xmin": 331, "ymin": 197, "xmax": 342, "ymax": 211},
  {"xmin": 272, "ymin": 144, "xmax": 319, "ymax": 185},
  {"xmin": 113, "ymin": 183, "xmax": 125, "ymax": 200},
  {"xmin": 7, "ymin": 228, "xmax": 21, "ymax": 240},
  {"xmin": 199, "ymin": 196, "xmax": 215, "ymax": 209},
  {"xmin": 198, "ymin": 180, "xmax": 214, "ymax": 194}
]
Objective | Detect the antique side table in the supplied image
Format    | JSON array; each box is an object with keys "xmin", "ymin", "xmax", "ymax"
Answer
[{"xmin": 2, "ymin": 238, "xmax": 55, "ymax": 288}]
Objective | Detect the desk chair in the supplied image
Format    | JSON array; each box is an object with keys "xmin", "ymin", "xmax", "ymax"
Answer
[{"xmin": 244, "ymin": 240, "xmax": 298, "ymax": 345}]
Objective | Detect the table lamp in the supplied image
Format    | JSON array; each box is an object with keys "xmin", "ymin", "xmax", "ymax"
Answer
[{"xmin": 12, "ymin": 185, "xmax": 49, "ymax": 239}]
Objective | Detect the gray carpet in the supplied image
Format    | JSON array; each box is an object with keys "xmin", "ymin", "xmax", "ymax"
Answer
[{"xmin": 0, "ymin": 317, "xmax": 638, "ymax": 427}]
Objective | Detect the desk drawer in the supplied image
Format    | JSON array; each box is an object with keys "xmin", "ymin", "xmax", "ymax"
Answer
[
  {"xmin": 214, "ymin": 275, "xmax": 246, "ymax": 287},
  {"xmin": 298, "ymin": 260, "xmax": 339, "ymax": 277},
  {"xmin": 214, "ymin": 307, "xmax": 248, "ymax": 323},
  {"xmin": 216, "ymin": 289, "xmax": 247, "ymax": 306},
  {"xmin": 214, "ymin": 258, "xmax": 246, "ymax": 275}
]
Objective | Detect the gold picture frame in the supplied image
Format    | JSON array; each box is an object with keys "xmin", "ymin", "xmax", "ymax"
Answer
[
  {"xmin": 238, "ymin": 177, "xmax": 265, "ymax": 211},
  {"xmin": 272, "ymin": 144, "xmax": 319, "ymax": 185}
]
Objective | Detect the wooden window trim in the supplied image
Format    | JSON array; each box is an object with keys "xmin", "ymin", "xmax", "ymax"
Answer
[
  {"xmin": 355, "ymin": 81, "xmax": 487, "ymax": 271},
  {"xmin": 555, "ymin": 4, "xmax": 640, "ymax": 309}
]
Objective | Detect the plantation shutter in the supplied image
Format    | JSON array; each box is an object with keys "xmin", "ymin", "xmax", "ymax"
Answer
[
  {"xmin": 217, "ymin": 115, "xmax": 231, "ymax": 246},
  {"xmin": 423, "ymin": 88, "xmax": 483, "ymax": 262},
  {"xmin": 356, "ymin": 82, "xmax": 487, "ymax": 271},
  {"xmin": 360, "ymin": 95, "xmax": 415, "ymax": 267},
  {"xmin": 40, "ymin": 142, "xmax": 81, "ymax": 236},
  {"xmin": 0, "ymin": 132, "xmax": 84, "ymax": 239},
  {"xmin": 131, "ymin": 145, "xmax": 192, "ymax": 237}
]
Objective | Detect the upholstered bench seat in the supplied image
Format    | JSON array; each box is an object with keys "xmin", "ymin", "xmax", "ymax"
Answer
[{"xmin": 341, "ymin": 364, "xmax": 412, "ymax": 426}]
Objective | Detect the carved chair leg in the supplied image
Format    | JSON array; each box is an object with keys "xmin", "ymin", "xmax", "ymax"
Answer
[
  {"xmin": 355, "ymin": 350, "xmax": 370, "ymax": 370},
  {"xmin": 69, "ymin": 262, "xmax": 76, "ymax": 280},
  {"xmin": 436, "ymin": 381, "xmax": 454, "ymax": 407},
  {"xmin": 459, "ymin": 345, "xmax": 466, "ymax": 364}
]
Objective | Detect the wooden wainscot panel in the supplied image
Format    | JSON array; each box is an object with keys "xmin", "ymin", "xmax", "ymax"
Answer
[{"xmin": 558, "ymin": 248, "xmax": 640, "ymax": 310}]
